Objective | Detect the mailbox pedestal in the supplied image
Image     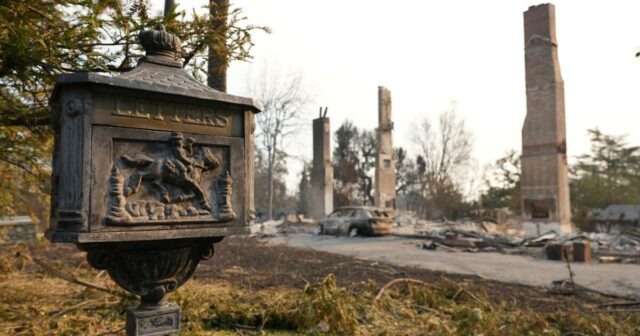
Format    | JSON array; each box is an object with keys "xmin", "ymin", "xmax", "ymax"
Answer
[{"xmin": 46, "ymin": 25, "xmax": 260, "ymax": 335}]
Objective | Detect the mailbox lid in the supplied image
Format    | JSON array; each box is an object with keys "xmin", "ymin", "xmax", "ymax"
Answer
[{"xmin": 52, "ymin": 62, "xmax": 261, "ymax": 113}]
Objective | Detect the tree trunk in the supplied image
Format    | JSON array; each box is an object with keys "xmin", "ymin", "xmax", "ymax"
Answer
[
  {"xmin": 266, "ymin": 147, "xmax": 275, "ymax": 220},
  {"xmin": 208, "ymin": 0, "xmax": 229, "ymax": 92},
  {"xmin": 164, "ymin": 0, "xmax": 175, "ymax": 17}
]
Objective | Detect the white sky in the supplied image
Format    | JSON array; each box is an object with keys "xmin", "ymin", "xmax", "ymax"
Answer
[{"xmin": 151, "ymin": 0, "xmax": 640, "ymax": 193}]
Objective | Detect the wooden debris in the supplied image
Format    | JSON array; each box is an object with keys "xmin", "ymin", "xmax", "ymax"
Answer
[
  {"xmin": 374, "ymin": 278, "xmax": 438, "ymax": 302},
  {"xmin": 49, "ymin": 299, "xmax": 99, "ymax": 318}
]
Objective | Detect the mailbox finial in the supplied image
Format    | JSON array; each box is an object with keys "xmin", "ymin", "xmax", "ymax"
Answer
[{"xmin": 139, "ymin": 23, "xmax": 182, "ymax": 61}]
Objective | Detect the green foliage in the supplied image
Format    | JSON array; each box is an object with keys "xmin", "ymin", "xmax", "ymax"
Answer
[
  {"xmin": 332, "ymin": 120, "xmax": 359, "ymax": 207},
  {"xmin": 0, "ymin": 0, "xmax": 268, "ymax": 225},
  {"xmin": 297, "ymin": 162, "xmax": 311, "ymax": 216},
  {"xmin": 479, "ymin": 150, "xmax": 521, "ymax": 214},
  {"xmin": 478, "ymin": 129, "xmax": 640, "ymax": 228},
  {"xmin": 354, "ymin": 129, "xmax": 377, "ymax": 205},
  {"xmin": 0, "ymin": 128, "xmax": 52, "ymax": 224},
  {"xmin": 571, "ymin": 128, "xmax": 640, "ymax": 227},
  {"xmin": 178, "ymin": 274, "xmax": 640, "ymax": 335},
  {"xmin": 395, "ymin": 147, "xmax": 418, "ymax": 196},
  {"xmin": 332, "ymin": 120, "xmax": 377, "ymax": 207},
  {"xmin": 332, "ymin": 112, "xmax": 473, "ymax": 219}
]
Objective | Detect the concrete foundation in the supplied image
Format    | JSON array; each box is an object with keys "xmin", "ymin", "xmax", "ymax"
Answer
[
  {"xmin": 520, "ymin": 3, "xmax": 572, "ymax": 233},
  {"xmin": 0, "ymin": 216, "xmax": 36, "ymax": 243}
]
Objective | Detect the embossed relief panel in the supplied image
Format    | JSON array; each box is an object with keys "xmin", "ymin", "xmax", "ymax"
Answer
[{"xmin": 90, "ymin": 126, "xmax": 245, "ymax": 232}]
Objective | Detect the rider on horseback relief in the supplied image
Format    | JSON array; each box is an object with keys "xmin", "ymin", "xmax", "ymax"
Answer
[{"xmin": 167, "ymin": 132, "xmax": 195, "ymax": 179}]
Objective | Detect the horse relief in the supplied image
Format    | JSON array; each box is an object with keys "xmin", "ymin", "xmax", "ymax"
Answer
[{"xmin": 105, "ymin": 132, "xmax": 236, "ymax": 225}]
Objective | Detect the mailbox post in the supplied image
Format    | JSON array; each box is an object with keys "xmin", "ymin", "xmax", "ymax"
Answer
[{"xmin": 46, "ymin": 24, "xmax": 260, "ymax": 335}]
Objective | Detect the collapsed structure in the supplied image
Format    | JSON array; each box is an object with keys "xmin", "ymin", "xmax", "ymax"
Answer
[
  {"xmin": 521, "ymin": 3, "xmax": 572, "ymax": 235},
  {"xmin": 374, "ymin": 87, "xmax": 396, "ymax": 211},
  {"xmin": 310, "ymin": 107, "xmax": 333, "ymax": 218}
]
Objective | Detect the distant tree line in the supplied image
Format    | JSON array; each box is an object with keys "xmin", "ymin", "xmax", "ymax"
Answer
[
  {"xmin": 311, "ymin": 106, "xmax": 476, "ymax": 220},
  {"xmin": 296, "ymin": 112, "xmax": 640, "ymax": 228}
]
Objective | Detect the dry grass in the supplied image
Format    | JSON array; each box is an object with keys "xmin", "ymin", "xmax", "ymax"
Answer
[{"xmin": 1, "ymin": 242, "xmax": 639, "ymax": 335}]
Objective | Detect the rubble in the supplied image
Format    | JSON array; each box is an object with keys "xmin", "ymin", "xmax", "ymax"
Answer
[
  {"xmin": 394, "ymin": 217, "xmax": 640, "ymax": 263},
  {"xmin": 572, "ymin": 241, "xmax": 592, "ymax": 262},
  {"xmin": 598, "ymin": 256, "xmax": 622, "ymax": 264},
  {"xmin": 253, "ymin": 210, "xmax": 640, "ymax": 264},
  {"xmin": 250, "ymin": 215, "xmax": 318, "ymax": 236}
]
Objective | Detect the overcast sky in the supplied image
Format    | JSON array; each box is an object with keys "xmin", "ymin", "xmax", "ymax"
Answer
[{"xmin": 151, "ymin": 0, "xmax": 640, "ymax": 193}]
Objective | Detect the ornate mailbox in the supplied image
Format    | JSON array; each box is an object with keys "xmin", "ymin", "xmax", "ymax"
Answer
[{"xmin": 46, "ymin": 25, "xmax": 260, "ymax": 335}]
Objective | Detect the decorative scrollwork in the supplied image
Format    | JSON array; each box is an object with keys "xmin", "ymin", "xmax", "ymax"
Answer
[{"xmin": 64, "ymin": 99, "xmax": 82, "ymax": 118}]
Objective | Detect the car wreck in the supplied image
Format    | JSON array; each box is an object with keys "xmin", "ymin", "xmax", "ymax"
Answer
[{"xmin": 319, "ymin": 206, "xmax": 393, "ymax": 237}]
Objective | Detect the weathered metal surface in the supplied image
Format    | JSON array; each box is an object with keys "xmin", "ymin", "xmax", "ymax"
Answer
[
  {"xmin": 126, "ymin": 302, "xmax": 180, "ymax": 336},
  {"xmin": 82, "ymin": 238, "xmax": 219, "ymax": 305},
  {"xmin": 91, "ymin": 90, "xmax": 245, "ymax": 137},
  {"xmin": 47, "ymin": 26, "xmax": 258, "ymax": 244},
  {"xmin": 46, "ymin": 23, "xmax": 260, "ymax": 335},
  {"xmin": 51, "ymin": 65, "xmax": 260, "ymax": 112}
]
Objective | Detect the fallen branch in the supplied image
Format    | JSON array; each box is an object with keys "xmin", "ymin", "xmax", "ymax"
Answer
[
  {"xmin": 94, "ymin": 327, "xmax": 126, "ymax": 336},
  {"xmin": 596, "ymin": 308, "xmax": 640, "ymax": 313},
  {"xmin": 49, "ymin": 299, "xmax": 99, "ymax": 318},
  {"xmin": 574, "ymin": 283, "xmax": 634, "ymax": 301},
  {"xmin": 374, "ymin": 278, "xmax": 438, "ymax": 302},
  {"xmin": 596, "ymin": 301, "xmax": 640, "ymax": 309},
  {"xmin": 32, "ymin": 257, "xmax": 135, "ymax": 299}
]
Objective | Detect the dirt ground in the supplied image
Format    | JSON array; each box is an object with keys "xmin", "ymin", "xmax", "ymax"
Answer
[
  {"xmin": 2, "ymin": 236, "xmax": 636, "ymax": 335},
  {"xmin": 30, "ymin": 235, "xmax": 631, "ymax": 313},
  {"xmin": 191, "ymin": 236, "xmax": 626, "ymax": 312}
]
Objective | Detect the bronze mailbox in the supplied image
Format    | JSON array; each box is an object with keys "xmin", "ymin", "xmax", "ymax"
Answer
[
  {"xmin": 45, "ymin": 25, "xmax": 260, "ymax": 335},
  {"xmin": 48, "ymin": 29, "xmax": 259, "ymax": 243}
]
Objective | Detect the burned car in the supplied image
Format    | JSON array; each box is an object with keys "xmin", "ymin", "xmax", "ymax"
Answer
[{"xmin": 319, "ymin": 206, "xmax": 393, "ymax": 236}]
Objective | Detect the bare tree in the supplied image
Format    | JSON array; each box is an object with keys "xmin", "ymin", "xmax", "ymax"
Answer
[
  {"xmin": 410, "ymin": 104, "xmax": 473, "ymax": 184},
  {"xmin": 250, "ymin": 66, "xmax": 311, "ymax": 220},
  {"xmin": 410, "ymin": 104, "xmax": 473, "ymax": 218}
]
